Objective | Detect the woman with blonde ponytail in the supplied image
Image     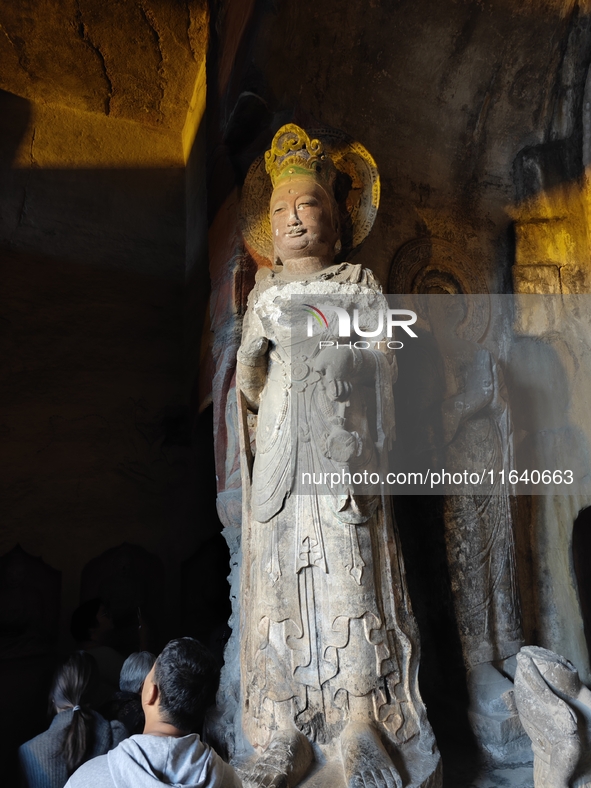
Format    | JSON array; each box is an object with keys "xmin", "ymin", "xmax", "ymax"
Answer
[{"xmin": 18, "ymin": 653, "xmax": 127, "ymax": 788}]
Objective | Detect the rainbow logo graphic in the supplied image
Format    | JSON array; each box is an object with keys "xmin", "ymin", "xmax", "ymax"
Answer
[{"xmin": 303, "ymin": 304, "xmax": 329, "ymax": 330}]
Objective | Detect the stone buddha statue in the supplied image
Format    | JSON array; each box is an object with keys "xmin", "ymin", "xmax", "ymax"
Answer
[{"xmin": 232, "ymin": 125, "xmax": 441, "ymax": 788}]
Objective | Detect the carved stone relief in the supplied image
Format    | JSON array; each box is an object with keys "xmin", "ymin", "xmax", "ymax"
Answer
[
  {"xmin": 389, "ymin": 239, "xmax": 526, "ymax": 758},
  {"xmin": 389, "ymin": 237, "xmax": 489, "ymax": 337}
]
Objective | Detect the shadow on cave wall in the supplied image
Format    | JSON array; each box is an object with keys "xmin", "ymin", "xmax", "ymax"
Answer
[
  {"xmin": 0, "ymin": 82, "xmax": 231, "ymax": 779},
  {"xmin": 573, "ymin": 507, "xmax": 591, "ymax": 660}
]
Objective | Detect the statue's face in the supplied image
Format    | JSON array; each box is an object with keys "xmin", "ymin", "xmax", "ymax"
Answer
[{"xmin": 270, "ymin": 177, "xmax": 338, "ymax": 264}]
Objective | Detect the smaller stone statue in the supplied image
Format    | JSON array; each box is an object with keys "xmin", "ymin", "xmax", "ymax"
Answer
[
  {"xmin": 424, "ymin": 293, "xmax": 526, "ymax": 756},
  {"xmin": 514, "ymin": 646, "xmax": 591, "ymax": 788}
]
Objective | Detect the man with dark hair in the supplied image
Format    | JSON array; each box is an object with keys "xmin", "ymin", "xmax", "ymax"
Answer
[
  {"xmin": 101, "ymin": 651, "xmax": 156, "ymax": 735},
  {"xmin": 119, "ymin": 651, "xmax": 156, "ymax": 695},
  {"xmin": 65, "ymin": 638, "xmax": 241, "ymax": 788}
]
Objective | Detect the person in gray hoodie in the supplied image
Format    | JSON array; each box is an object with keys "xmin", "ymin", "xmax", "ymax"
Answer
[{"xmin": 64, "ymin": 638, "xmax": 241, "ymax": 788}]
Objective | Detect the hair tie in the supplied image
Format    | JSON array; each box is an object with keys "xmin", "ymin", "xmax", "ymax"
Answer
[{"xmin": 72, "ymin": 705, "xmax": 81, "ymax": 712}]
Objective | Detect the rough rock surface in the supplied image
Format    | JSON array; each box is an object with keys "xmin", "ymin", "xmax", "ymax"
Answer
[{"xmin": 0, "ymin": 0, "xmax": 208, "ymax": 130}]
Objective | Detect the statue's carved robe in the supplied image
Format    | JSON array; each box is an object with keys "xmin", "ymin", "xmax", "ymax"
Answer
[{"xmin": 237, "ymin": 263, "xmax": 431, "ymax": 749}]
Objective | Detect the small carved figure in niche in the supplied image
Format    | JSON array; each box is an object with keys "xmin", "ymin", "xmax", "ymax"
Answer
[
  {"xmin": 428, "ymin": 293, "xmax": 524, "ymax": 742},
  {"xmin": 234, "ymin": 125, "xmax": 441, "ymax": 788},
  {"xmin": 514, "ymin": 646, "xmax": 591, "ymax": 788}
]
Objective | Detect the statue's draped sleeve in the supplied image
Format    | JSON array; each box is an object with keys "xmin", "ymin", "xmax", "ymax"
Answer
[{"xmin": 236, "ymin": 283, "xmax": 269, "ymax": 410}]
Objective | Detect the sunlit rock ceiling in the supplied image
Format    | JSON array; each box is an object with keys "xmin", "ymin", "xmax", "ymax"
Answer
[
  {"xmin": 0, "ymin": 0, "xmax": 209, "ymax": 173},
  {"xmin": 0, "ymin": 0, "xmax": 207, "ymax": 133}
]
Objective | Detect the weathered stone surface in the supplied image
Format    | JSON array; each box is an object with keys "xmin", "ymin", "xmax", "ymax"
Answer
[
  {"xmin": 506, "ymin": 49, "xmax": 591, "ymax": 696},
  {"xmin": 0, "ymin": 1, "xmax": 209, "ymax": 273},
  {"xmin": 515, "ymin": 646, "xmax": 591, "ymax": 788},
  {"xmin": 244, "ymin": 0, "xmax": 587, "ymax": 293},
  {"xmin": 201, "ymin": 5, "xmax": 591, "ymax": 784},
  {"xmin": 389, "ymin": 253, "xmax": 525, "ymax": 756},
  {"xmin": 512, "ymin": 264, "xmax": 562, "ymax": 295},
  {"xmin": 408, "ymin": 296, "xmax": 524, "ymax": 680},
  {"xmin": 7, "ymin": 1, "xmax": 591, "ymax": 785},
  {"xmin": 507, "ymin": 289, "xmax": 591, "ymax": 683},
  {"xmin": 0, "ymin": 0, "xmax": 208, "ymax": 132},
  {"xmin": 0, "ymin": 100, "xmax": 188, "ymax": 277}
]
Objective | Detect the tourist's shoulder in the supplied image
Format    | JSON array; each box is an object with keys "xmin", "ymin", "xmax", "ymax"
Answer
[
  {"xmin": 65, "ymin": 752, "xmax": 111, "ymax": 788},
  {"xmin": 110, "ymin": 718, "xmax": 128, "ymax": 744},
  {"xmin": 89, "ymin": 712, "xmax": 128, "ymax": 753},
  {"xmin": 18, "ymin": 736, "xmax": 36, "ymax": 761},
  {"xmin": 19, "ymin": 722, "xmax": 60, "ymax": 758}
]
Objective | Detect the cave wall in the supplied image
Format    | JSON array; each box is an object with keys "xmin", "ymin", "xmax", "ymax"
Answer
[
  {"xmin": 0, "ymin": 0, "xmax": 214, "ymax": 655},
  {"xmin": 0, "ymin": 0, "xmax": 209, "ymax": 273},
  {"xmin": 0, "ymin": 247, "xmax": 202, "ymax": 646},
  {"xmin": 0, "ymin": 98, "xmax": 187, "ymax": 276},
  {"xmin": 240, "ymin": 0, "xmax": 590, "ymax": 291}
]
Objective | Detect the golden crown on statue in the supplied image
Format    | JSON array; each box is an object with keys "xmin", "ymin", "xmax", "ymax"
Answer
[{"xmin": 264, "ymin": 124, "xmax": 337, "ymax": 189}]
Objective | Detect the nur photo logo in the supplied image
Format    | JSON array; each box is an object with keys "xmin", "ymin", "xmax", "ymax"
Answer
[{"xmin": 303, "ymin": 303, "xmax": 419, "ymax": 348}]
